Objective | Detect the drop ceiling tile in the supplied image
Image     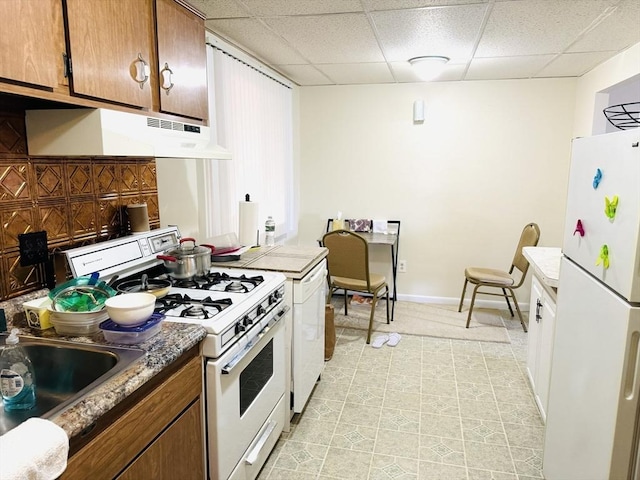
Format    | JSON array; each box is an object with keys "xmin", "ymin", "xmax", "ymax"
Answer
[
  {"xmin": 315, "ymin": 63, "xmax": 395, "ymax": 84},
  {"xmin": 274, "ymin": 64, "xmax": 333, "ymax": 85},
  {"xmin": 390, "ymin": 61, "xmax": 466, "ymax": 82},
  {"xmin": 264, "ymin": 13, "xmax": 384, "ymax": 63},
  {"xmin": 476, "ymin": 0, "xmax": 615, "ymax": 57},
  {"xmin": 369, "ymin": 0, "xmax": 489, "ymax": 9},
  {"xmin": 466, "ymin": 55, "xmax": 555, "ymax": 80},
  {"xmin": 206, "ymin": 18, "xmax": 309, "ymax": 65},
  {"xmin": 242, "ymin": 0, "xmax": 363, "ymax": 16},
  {"xmin": 535, "ymin": 51, "xmax": 617, "ymax": 77},
  {"xmin": 568, "ymin": 0, "xmax": 640, "ymax": 53},
  {"xmin": 372, "ymin": 4, "xmax": 488, "ymax": 63},
  {"xmin": 188, "ymin": 0, "xmax": 248, "ymax": 18}
]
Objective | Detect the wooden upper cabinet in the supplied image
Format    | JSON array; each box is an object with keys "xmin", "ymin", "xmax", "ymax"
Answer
[
  {"xmin": 0, "ymin": 0, "xmax": 66, "ymax": 90},
  {"xmin": 155, "ymin": 0, "xmax": 208, "ymax": 121},
  {"xmin": 65, "ymin": 0, "xmax": 155, "ymax": 109}
]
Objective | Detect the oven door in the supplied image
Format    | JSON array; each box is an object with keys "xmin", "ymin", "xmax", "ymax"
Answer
[{"xmin": 206, "ymin": 309, "xmax": 286, "ymax": 480}]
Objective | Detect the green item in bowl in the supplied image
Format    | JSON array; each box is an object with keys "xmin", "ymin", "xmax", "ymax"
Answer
[{"xmin": 49, "ymin": 276, "xmax": 117, "ymax": 312}]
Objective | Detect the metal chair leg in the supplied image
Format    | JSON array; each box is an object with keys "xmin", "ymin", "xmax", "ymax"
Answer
[
  {"xmin": 507, "ymin": 287, "xmax": 527, "ymax": 332},
  {"xmin": 502, "ymin": 288, "xmax": 515, "ymax": 317},
  {"xmin": 366, "ymin": 298, "xmax": 376, "ymax": 344},
  {"xmin": 385, "ymin": 287, "xmax": 390, "ymax": 324},
  {"xmin": 466, "ymin": 284, "xmax": 481, "ymax": 328},
  {"xmin": 458, "ymin": 278, "xmax": 469, "ymax": 313},
  {"xmin": 344, "ymin": 289, "xmax": 348, "ymax": 315}
]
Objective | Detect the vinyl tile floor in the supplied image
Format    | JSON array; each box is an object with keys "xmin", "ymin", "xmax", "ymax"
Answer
[{"xmin": 257, "ymin": 311, "xmax": 545, "ymax": 480}]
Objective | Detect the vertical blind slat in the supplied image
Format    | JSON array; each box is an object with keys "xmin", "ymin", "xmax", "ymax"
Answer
[{"xmin": 207, "ymin": 48, "xmax": 294, "ymax": 241}]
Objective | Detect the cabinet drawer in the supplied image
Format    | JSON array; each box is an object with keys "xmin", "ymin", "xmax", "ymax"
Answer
[{"xmin": 62, "ymin": 354, "xmax": 202, "ymax": 479}]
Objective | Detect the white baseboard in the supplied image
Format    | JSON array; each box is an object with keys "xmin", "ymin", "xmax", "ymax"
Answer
[
  {"xmin": 330, "ymin": 292, "xmax": 530, "ymax": 312},
  {"xmin": 396, "ymin": 293, "xmax": 530, "ymax": 312}
]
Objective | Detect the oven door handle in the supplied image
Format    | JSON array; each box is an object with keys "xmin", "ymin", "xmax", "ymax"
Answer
[
  {"xmin": 245, "ymin": 420, "xmax": 278, "ymax": 466},
  {"xmin": 222, "ymin": 305, "xmax": 289, "ymax": 375}
]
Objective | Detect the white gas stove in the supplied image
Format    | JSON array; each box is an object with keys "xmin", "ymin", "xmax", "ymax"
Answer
[
  {"xmin": 63, "ymin": 226, "xmax": 286, "ymax": 358},
  {"xmin": 64, "ymin": 226, "xmax": 288, "ymax": 480},
  {"xmin": 153, "ymin": 268, "xmax": 285, "ymax": 357}
]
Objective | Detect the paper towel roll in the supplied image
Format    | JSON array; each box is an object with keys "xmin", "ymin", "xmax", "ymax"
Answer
[{"xmin": 238, "ymin": 200, "xmax": 259, "ymax": 247}]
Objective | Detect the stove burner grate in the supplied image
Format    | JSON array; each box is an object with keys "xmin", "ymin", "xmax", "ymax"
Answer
[{"xmin": 155, "ymin": 293, "xmax": 233, "ymax": 318}]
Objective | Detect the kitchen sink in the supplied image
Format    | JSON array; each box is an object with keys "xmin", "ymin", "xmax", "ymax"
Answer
[{"xmin": 0, "ymin": 334, "xmax": 145, "ymax": 435}]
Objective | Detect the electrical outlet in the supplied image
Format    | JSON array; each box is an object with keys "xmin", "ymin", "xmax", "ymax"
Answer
[{"xmin": 398, "ymin": 260, "xmax": 407, "ymax": 273}]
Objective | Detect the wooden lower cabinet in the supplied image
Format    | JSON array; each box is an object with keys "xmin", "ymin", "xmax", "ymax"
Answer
[
  {"xmin": 117, "ymin": 399, "xmax": 203, "ymax": 480},
  {"xmin": 61, "ymin": 350, "xmax": 204, "ymax": 479}
]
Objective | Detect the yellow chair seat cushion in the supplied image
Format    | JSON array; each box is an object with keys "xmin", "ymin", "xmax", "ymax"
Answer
[
  {"xmin": 332, "ymin": 273, "xmax": 386, "ymax": 292},
  {"xmin": 464, "ymin": 267, "xmax": 514, "ymax": 286}
]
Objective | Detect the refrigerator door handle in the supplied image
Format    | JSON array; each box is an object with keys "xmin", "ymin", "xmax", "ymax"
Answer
[{"xmin": 623, "ymin": 331, "xmax": 640, "ymax": 400}]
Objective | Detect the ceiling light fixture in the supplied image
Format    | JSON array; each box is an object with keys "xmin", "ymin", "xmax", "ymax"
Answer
[{"xmin": 408, "ymin": 56, "xmax": 450, "ymax": 81}]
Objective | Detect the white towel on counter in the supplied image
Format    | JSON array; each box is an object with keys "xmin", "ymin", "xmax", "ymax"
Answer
[{"xmin": 0, "ymin": 417, "xmax": 69, "ymax": 480}]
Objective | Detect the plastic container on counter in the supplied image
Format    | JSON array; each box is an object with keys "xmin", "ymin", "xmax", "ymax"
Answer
[
  {"xmin": 99, "ymin": 314, "xmax": 163, "ymax": 345},
  {"xmin": 49, "ymin": 309, "xmax": 109, "ymax": 336}
]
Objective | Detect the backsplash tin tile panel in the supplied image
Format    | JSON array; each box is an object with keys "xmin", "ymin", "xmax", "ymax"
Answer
[
  {"xmin": 1, "ymin": 207, "xmax": 37, "ymax": 248},
  {"xmin": 0, "ymin": 113, "xmax": 27, "ymax": 154},
  {"xmin": 93, "ymin": 162, "xmax": 119, "ymax": 193},
  {"xmin": 0, "ymin": 162, "xmax": 31, "ymax": 202},
  {"xmin": 68, "ymin": 162, "xmax": 94, "ymax": 196},
  {"xmin": 34, "ymin": 161, "xmax": 66, "ymax": 199},
  {"xmin": 0, "ymin": 109, "xmax": 159, "ymax": 301}
]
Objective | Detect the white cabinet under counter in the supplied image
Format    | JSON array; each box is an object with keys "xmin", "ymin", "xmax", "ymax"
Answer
[{"xmin": 522, "ymin": 247, "xmax": 561, "ymax": 423}]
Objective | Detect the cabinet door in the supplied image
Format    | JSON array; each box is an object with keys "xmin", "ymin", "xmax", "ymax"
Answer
[
  {"xmin": 65, "ymin": 0, "xmax": 154, "ymax": 108},
  {"xmin": 536, "ymin": 289, "xmax": 556, "ymax": 416},
  {"xmin": 117, "ymin": 399, "xmax": 204, "ymax": 480},
  {"xmin": 526, "ymin": 275, "xmax": 543, "ymax": 385},
  {"xmin": 0, "ymin": 0, "xmax": 66, "ymax": 89},
  {"xmin": 155, "ymin": 0, "xmax": 208, "ymax": 120}
]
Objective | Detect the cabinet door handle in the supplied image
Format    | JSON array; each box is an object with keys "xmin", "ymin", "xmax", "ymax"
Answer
[
  {"xmin": 160, "ymin": 63, "xmax": 174, "ymax": 94},
  {"xmin": 535, "ymin": 299, "xmax": 542, "ymax": 323},
  {"xmin": 132, "ymin": 53, "xmax": 150, "ymax": 89}
]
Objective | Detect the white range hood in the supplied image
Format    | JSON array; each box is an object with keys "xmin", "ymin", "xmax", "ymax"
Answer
[{"xmin": 25, "ymin": 108, "xmax": 231, "ymax": 160}]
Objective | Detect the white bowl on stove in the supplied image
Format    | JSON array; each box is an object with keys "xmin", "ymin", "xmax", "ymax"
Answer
[{"xmin": 105, "ymin": 292, "xmax": 156, "ymax": 326}]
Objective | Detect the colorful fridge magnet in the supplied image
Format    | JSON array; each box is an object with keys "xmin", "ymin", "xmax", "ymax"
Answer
[
  {"xmin": 592, "ymin": 168, "xmax": 602, "ymax": 189},
  {"xmin": 596, "ymin": 244, "xmax": 610, "ymax": 269},
  {"xmin": 573, "ymin": 219, "xmax": 585, "ymax": 237},
  {"xmin": 604, "ymin": 195, "xmax": 619, "ymax": 220}
]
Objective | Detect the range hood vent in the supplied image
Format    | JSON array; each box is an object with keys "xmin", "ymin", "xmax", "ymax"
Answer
[{"xmin": 25, "ymin": 108, "xmax": 231, "ymax": 160}]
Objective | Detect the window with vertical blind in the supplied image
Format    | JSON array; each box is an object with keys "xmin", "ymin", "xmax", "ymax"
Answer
[{"xmin": 203, "ymin": 43, "xmax": 294, "ymax": 244}]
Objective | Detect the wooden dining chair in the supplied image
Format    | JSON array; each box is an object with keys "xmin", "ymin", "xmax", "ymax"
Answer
[
  {"xmin": 322, "ymin": 229, "xmax": 390, "ymax": 344},
  {"xmin": 457, "ymin": 222, "xmax": 540, "ymax": 332}
]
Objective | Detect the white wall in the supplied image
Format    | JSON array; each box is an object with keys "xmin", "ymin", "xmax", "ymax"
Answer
[
  {"xmin": 298, "ymin": 79, "xmax": 577, "ymax": 304},
  {"xmin": 156, "ymin": 157, "xmax": 203, "ymax": 239},
  {"xmin": 573, "ymin": 42, "xmax": 640, "ymax": 137}
]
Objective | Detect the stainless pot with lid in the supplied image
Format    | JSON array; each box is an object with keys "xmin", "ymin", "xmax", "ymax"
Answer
[{"xmin": 157, "ymin": 237, "xmax": 214, "ymax": 279}]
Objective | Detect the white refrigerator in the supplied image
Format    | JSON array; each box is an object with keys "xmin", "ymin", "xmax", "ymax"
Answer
[{"xmin": 543, "ymin": 128, "xmax": 640, "ymax": 480}]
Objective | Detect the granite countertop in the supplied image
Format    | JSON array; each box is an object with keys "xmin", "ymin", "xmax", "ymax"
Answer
[
  {"xmin": 222, "ymin": 245, "xmax": 328, "ymax": 279},
  {"xmin": 0, "ymin": 291, "xmax": 206, "ymax": 440},
  {"xmin": 522, "ymin": 246, "xmax": 562, "ymax": 289}
]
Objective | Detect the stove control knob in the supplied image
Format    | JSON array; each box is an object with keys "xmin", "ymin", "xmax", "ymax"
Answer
[
  {"xmin": 257, "ymin": 305, "xmax": 265, "ymax": 316},
  {"xmin": 235, "ymin": 322, "xmax": 246, "ymax": 334},
  {"xmin": 243, "ymin": 315, "xmax": 253, "ymax": 326}
]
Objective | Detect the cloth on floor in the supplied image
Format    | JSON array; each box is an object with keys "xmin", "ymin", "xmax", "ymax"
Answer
[{"xmin": 0, "ymin": 417, "xmax": 69, "ymax": 480}]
